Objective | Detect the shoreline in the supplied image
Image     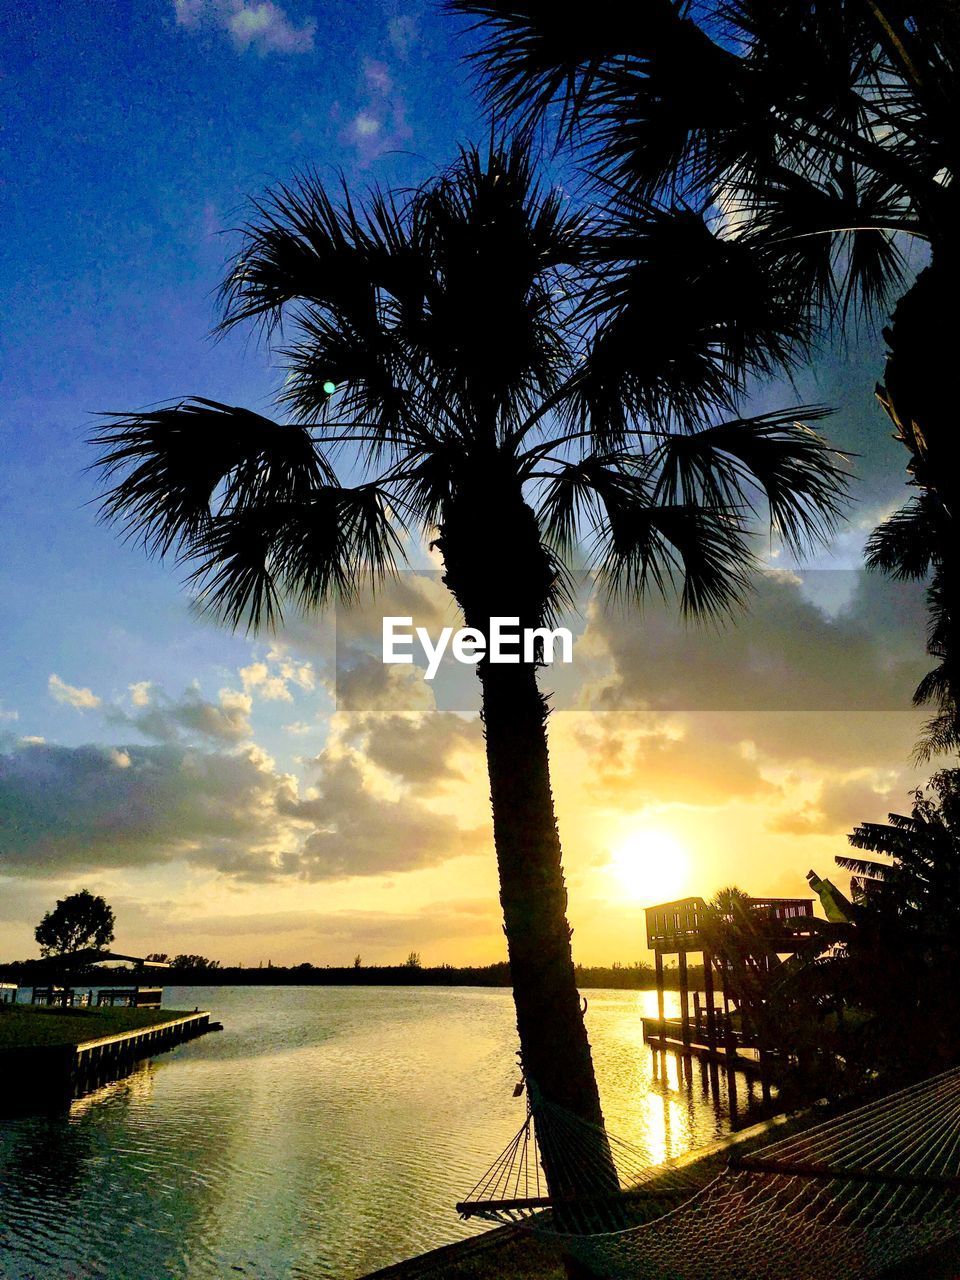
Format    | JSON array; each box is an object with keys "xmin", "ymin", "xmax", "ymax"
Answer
[{"xmin": 0, "ymin": 972, "xmax": 694, "ymax": 994}]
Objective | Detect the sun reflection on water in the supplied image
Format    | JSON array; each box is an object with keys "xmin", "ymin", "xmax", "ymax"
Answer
[{"xmin": 0, "ymin": 986, "xmax": 777, "ymax": 1280}]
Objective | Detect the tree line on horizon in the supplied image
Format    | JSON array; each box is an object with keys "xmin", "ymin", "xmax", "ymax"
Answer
[{"xmin": 1, "ymin": 946, "xmax": 664, "ymax": 991}]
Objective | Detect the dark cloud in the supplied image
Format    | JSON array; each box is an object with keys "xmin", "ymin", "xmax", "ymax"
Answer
[
  {"xmin": 333, "ymin": 705, "xmax": 481, "ymax": 792},
  {"xmin": 584, "ymin": 570, "xmax": 927, "ymax": 715},
  {"xmin": 106, "ymin": 686, "xmax": 252, "ymax": 744},
  {"xmin": 0, "ymin": 734, "xmax": 489, "ymax": 886},
  {"xmin": 574, "ymin": 568, "xmax": 929, "ymax": 777},
  {"xmin": 282, "ymin": 754, "xmax": 488, "ymax": 879},
  {"xmin": 770, "ymin": 775, "xmax": 906, "ymax": 837},
  {"xmin": 334, "ymin": 652, "xmax": 434, "ymax": 714},
  {"xmin": 0, "ymin": 739, "xmax": 295, "ymax": 879}
]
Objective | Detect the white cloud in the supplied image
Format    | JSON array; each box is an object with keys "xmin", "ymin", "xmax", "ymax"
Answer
[
  {"xmin": 173, "ymin": 0, "xmax": 316, "ymax": 55},
  {"xmin": 283, "ymin": 753, "xmax": 486, "ymax": 880},
  {"xmin": 352, "ymin": 113, "xmax": 381, "ymax": 138},
  {"xmin": 240, "ymin": 649, "xmax": 315, "ymax": 702},
  {"xmin": 387, "ymin": 15, "xmax": 417, "ymax": 60},
  {"xmin": 363, "ymin": 59, "xmax": 391, "ymax": 93},
  {"xmin": 48, "ymin": 674, "xmax": 102, "ymax": 711},
  {"xmin": 342, "ymin": 53, "xmax": 412, "ymax": 163},
  {"xmin": 240, "ymin": 661, "xmax": 293, "ymax": 702},
  {"xmin": 129, "ymin": 681, "xmax": 152, "ymax": 708}
]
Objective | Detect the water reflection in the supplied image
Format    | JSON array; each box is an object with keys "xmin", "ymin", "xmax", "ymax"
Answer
[{"xmin": 0, "ymin": 986, "xmax": 776, "ymax": 1279}]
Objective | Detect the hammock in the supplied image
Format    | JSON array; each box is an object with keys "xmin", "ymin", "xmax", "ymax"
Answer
[{"xmin": 457, "ymin": 1067, "xmax": 960, "ymax": 1279}]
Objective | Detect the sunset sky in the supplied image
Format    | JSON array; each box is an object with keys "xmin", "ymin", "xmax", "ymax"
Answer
[{"xmin": 0, "ymin": 0, "xmax": 932, "ymax": 966}]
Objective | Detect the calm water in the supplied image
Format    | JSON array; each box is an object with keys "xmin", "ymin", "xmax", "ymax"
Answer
[{"xmin": 0, "ymin": 986, "xmax": 773, "ymax": 1279}]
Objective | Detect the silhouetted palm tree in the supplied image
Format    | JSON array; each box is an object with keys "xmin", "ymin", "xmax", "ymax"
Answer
[
  {"xmin": 92, "ymin": 142, "xmax": 846, "ymax": 1186},
  {"xmin": 703, "ymin": 886, "xmax": 840, "ymax": 1091},
  {"xmin": 835, "ymin": 769, "xmax": 960, "ymax": 1071},
  {"xmin": 452, "ymin": 0, "xmax": 960, "ymax": 757}
]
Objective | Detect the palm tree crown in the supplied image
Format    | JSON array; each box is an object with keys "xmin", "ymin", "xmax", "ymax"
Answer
[
  {"xmin": 93, "ymin": 140, "xmax": 847, "ymax": 1178},
  {"xmin": 452, "ymin": 1, "xmax": 960, "ymax": 757},
  {"xmin": 95, "ymin": 141, "xmax": 846, "ymax": 632}
]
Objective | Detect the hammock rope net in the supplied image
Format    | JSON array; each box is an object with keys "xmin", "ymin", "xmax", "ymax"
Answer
[{"xmin": 457, "ymin": 1067, "xmax": 960, "ymax": 1279}]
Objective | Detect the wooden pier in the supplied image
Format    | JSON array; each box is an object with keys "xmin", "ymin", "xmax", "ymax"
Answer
[
  {"xmin": 642, "ymin": 1017, "xmax": 765, "ymax": 1076},
  {"xmin": 71, "ymin": 1011, "xmax": 213, "ymax": 1092},
  {"xmin": 0, "ymin": 1011, "xmax": 215, "ymax": 1105},
  {"xmin": 644, "ymin": 895, "xmax": 821, "ymax": 1088}
]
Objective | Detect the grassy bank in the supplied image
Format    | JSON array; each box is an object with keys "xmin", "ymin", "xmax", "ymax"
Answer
[{"xmin": 0, "ymin": 1005, "xmax": 192, "ymax": 1050}]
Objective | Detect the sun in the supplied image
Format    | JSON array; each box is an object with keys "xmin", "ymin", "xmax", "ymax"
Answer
[{"xmin": 605, "ymin": 829, "xmax": 690, "ymax": 905}]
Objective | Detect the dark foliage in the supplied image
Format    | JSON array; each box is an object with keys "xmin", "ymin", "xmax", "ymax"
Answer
[
  {"xmin": 34, "ymin": 892, "xmax": 115, "ymax": 959},
  {"xmin": 453, "ymin": 0, "xmax": 960, "ymax": 757},
  {"xmin": 831, "ymin": 769, "xmax": 960, "ymax": 1076}
]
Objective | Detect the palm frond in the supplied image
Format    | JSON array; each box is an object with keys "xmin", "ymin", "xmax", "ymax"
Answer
[
  {"xmin": 738, "ymin": 167, "xmax": 911, "ymax": 326},
  {"xmin": 186, "ymin": 484, "xmax": 404, "ymax": 631},
  {"xmin": 91, "ymin": 399, "xmax": 330, "ymax": 557},
  {"xmin": 835, "ymin": 852, "xmax": 891, "ymax": 878},
  {"xmin": 217, "ymin": 172, "xmax": 424, "ymax": 337},
  {"xmin": 865, "ymin": 495, "xmax": 942, "ymax": 580},
  {"xmin": 447, "ymin": 1, "xmax": 668, "ymax": 138},
  {"xmin": 409, "ymin": 139, "xmax": 585, "ymax": 426},
  {"xmin": 568, "ymin": 203, "xmax": 811, "ymax": 440},
  {"xmin": 653, "ymin": 406, "xmax": 848, "ymax": 554},
  {"xmin": 537, "ymin": 452, "xmax": 646, "ymax": 555},
  {"xmin": 593, "ymin": 480, "xmax": 755, "ymax": 619},
  {"xmin": 914, "ymin": 708, "xmax": 960, "ymax": 763}
]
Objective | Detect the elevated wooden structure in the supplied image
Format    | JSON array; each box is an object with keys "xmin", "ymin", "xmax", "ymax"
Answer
[{"xmin": 644, "ymin": 895, "xmax": 818, "ymax": 1081}]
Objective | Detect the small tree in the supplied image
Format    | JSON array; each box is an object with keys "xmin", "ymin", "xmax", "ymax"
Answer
[
  {"xmin": 404, "ymin": 951, "xmax": 422, "ymax": 969},
  {"xmin": 353, "ymin": 954, "xmax": 362, "ymax": 969},
  {"xmin": 35, "ymin": 891, "xmax": 115, "ymax": 957}
]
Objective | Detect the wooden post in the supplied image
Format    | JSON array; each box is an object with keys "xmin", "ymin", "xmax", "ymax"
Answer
[
  {"xmin": 719, "ymin": 962, "xmax": 736, "ymax": 1059},
  {"xmin": 703, "ymin": 950, "xmax": 718, "ymax": 1057},
  {"xmin": 654, "ymin": 951, "xmax": 666, "ymax": 1050},
  {"xmin": 678, "ymin": 951, "xmax": 691, "ymax": 1056},
  {"xmin": 760, "ymin": 1049, "xmax": 772, "ymax": 1104}
]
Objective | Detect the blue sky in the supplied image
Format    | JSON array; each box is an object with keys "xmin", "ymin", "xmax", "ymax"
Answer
[
  {"xmin": 0, "ymin": 0, "xmax": 931, "ymax": 966},
  {"xmin": 2, "ymin": 0, "xmax": 478, "ymax": 742}
]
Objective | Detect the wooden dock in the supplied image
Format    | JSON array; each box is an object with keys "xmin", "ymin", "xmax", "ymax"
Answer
[
  {"xmin": 642, "ymin": 1017, "xmax": 764, "ymax": 1076},
  {"xmin": 0, "ymin": 1011, "xmax": 215, "ymax": 1106},
  {"xmin": 71, "ymin": 1011, "xmax": 213, "ymax": 1092},
  {"xmin": 644, "ymin": 895, "xmax": 821, "ymax": 1094}
]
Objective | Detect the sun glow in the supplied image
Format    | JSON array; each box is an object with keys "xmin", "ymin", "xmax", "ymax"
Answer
[{"xmin": 606, "ymin": 829, "xmax": 690, "ymax": 905}]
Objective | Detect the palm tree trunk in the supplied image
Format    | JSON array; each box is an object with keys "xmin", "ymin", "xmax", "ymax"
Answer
[
  {"xmin": 436, "ymin": 472, "xmax": 617, "ymax": 1200},
  {"xmin": 479, "ymin": 656, "xmax": 605, "ymax": 1119}
]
